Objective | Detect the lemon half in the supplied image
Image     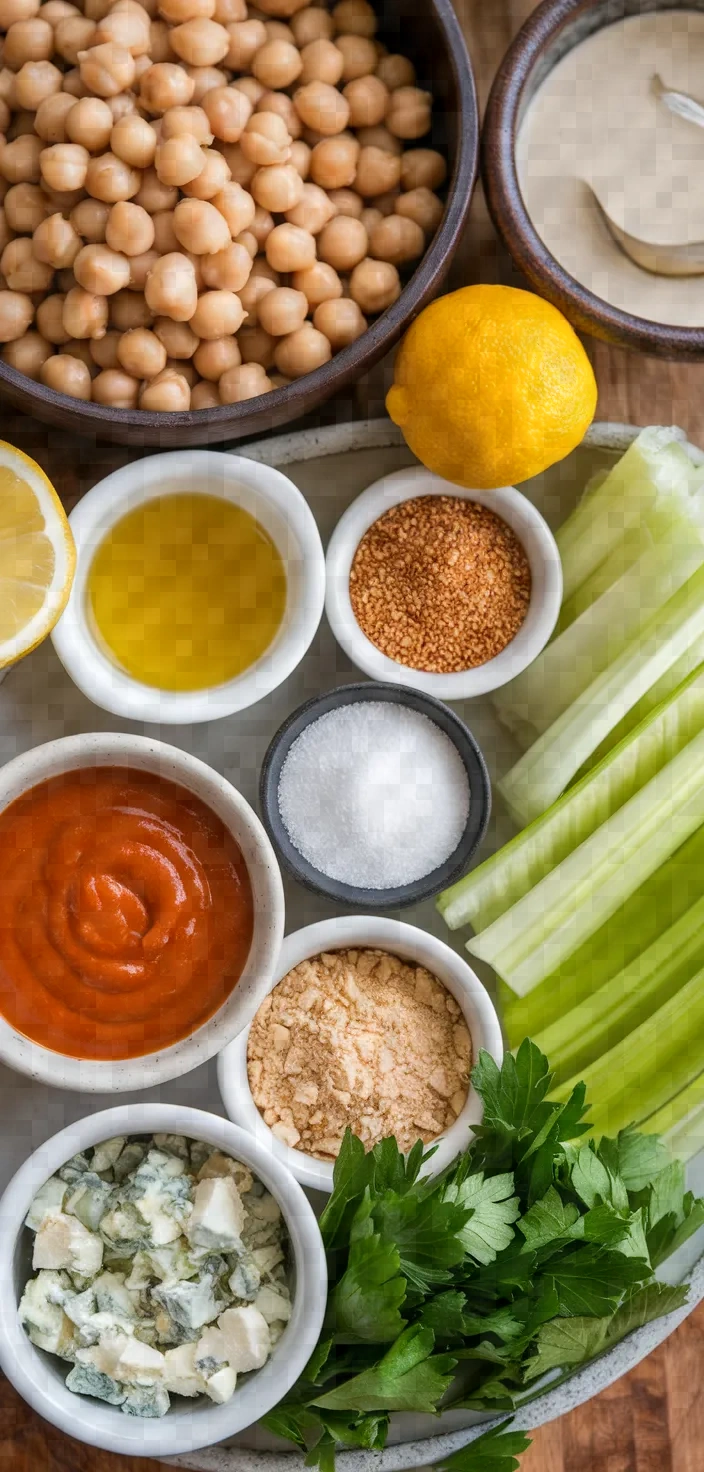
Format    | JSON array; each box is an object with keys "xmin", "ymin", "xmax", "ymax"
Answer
[{"xmin": 0, "ymin": 440, "xmax": 76, "ymax": 668}]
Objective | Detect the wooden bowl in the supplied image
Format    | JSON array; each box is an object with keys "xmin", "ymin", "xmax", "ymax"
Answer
[
  {"xmin": 0, "ymin": 0, "xmax": 478, "ymax": 448},
  {"xmin": 482, "ymin": 0, "xmax": 704, "ymax": 360}
]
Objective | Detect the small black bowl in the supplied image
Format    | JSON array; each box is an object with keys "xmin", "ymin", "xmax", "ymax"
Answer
[{"xmin": 259, "ymin": 681, "xmax": 491, "ymax": 910}]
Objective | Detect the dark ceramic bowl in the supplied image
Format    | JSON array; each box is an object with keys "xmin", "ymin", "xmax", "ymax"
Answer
[
  {"xmin": 259, "ymin": 680, "xmax": 491, "ymax": 909},
  {"xmin": 1, "ymin": 0, "xmax": 478, "ymax": 448},
  {"xmin": 482, "ymin": 0, "xmax": 704, "ymax": 359}
]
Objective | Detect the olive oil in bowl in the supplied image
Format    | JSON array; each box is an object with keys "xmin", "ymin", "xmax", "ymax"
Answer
[{"xmin": 88, "ymin": 492, "xmax": 287, "ymax": 691}]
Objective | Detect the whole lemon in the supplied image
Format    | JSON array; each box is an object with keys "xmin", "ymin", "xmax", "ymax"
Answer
[{"xmin": 386, "ymin": 284, "xmax": 598, "ymax": 489}]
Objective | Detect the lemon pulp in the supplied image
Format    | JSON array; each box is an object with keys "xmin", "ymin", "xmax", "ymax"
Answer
[{"xmin": 88, "ymin": 493, "xmax": 287, "ymax": 691}]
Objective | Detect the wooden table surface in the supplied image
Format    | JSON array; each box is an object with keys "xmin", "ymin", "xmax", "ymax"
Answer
[{"xmin": 1, "ymin": 0, "xmax": 703, "ymax": 1468}]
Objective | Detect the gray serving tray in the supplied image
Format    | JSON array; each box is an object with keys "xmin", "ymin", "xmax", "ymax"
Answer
[{"xmin": 0, "ymin": 417, "xmax": 700, "ymax": 1468}]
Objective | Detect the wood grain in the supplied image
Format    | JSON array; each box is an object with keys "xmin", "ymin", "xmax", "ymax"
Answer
[{"xmin": 0, "ymin": 1, "xmax": 702, "ymax": 1470}]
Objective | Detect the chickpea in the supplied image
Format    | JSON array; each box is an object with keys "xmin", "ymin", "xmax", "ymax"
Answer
[
  {"xmin": 197, "ymin": 93, "xmax": 248, "ymax": 155},
  {"xmin": 53, "ymin": 14, "xmax": 97, "ymax": 64},
  {"xmin": 144, "ymin": 249, "xmax": 197, "ymax": 318},
  {"xmin": 236, "ymin": 321, "xmax": 273, "ymax": 366},
  {"xmin": 359, "ymin": 203, "xmax": 381, "ymax": 235},
  {"xmin": 160, "ymin": 105, "xmax": 211, "ymax": 146},
  {"xmin": 41, "ymin": 0, "xmax": 81, "ymax": 23},
  {"xmin": 224, "ymin": 17, "xmax": 266, "ymax": 68},
  {"xmin": 0, "ymin": 205, "xmax": 10, "ymax": 253},
  {"xmin": 139, "ymin": 365, "xmax": 190, "ymax": 408},
  {"xmin": 368, "ymin": 211, "xmax": 424, "ymax": 263},
  {"xmin": 376, "ymin": 52, "xmax": 415, "ymax": 91},
  {"xmin": 107, "ymin": 92, "xmax": 139, "ymax": 123},
  {"xmin": 32, "ymin": 209, "xmax": 80, "ymax": 267},
  {"xmin": 200, "ymin": 238, "xmax": 250, "ymax": 290},
  {"xmin": 63, "ymin": 98, "xmax": 111, "ymax": 157},
  {"xmin": 110, "ymin": 284, "xmax": 152, "ymax": 326},
  {"xmin": 190, "ymin": 377, "xmax": 219, "ymax": 408},
  {"xmin": 263, "ymin": 18, "xmax": 294, "ymax": 43},
  {"xmin": 2, "ymin": 325, "xmax": 51, "ymax": 375},
  {"xmin": 133, "ymin": 164, "xmax": 175, "ymax": 211},
  {"xmin": 169, "ymin": 17, "xmax": 230, "ymax": 65},
  {"xmin": 4, "ymin": 179, "xmax": 44, "ymax": 231},
  {"xmin": 153, "ymin": 312, "xmax": 197, "ymax": 355},
  {"xmin": 294, "ymin": 80, "xmax": 349, "ymax": 137},
  {"xmin": 40, "ymin": 349, "xmax": 91, "ymax": 395},
  {"xmin": 370, "ymin": 185, "xmax": 399, "ymax": 215},
  {"xmin": 105, "ymin": 198, "xmax": 155, "ymax": 256},
  {"xmin": 315, "ymin": 212, "xmax": 363, "ymax": 271},
  {"xmin": 218, "ymin": 359, "xmax": 270, "ymax": 402},
  {"xmin": 128, "ymin": 244, "xmax": 159, "ymax": 287},
  {"xmin": 158, "ymin": 0, "xmax": 215, "ymax": 22},
  {"xmin": 324, "ymin": 185, "xmax": 358, "ymax": 217},
  {"xmin": 74, "ymin": 241, "xmax": 130, "ymax": 296},
  {"xmin": 211, "ymin": 178, "xmax": 254, "ymax": 235},
  {"xmin": 149, "ymin": 18, "xmax": 174, "ymax": 60},
  {"xmin": 13, "ymin": 59, "xmax": 61, "ymax": 110},
  {"xmin": 184, "ymin": 61, "xmax": 226, "ymax": 102},
  {"xmin": 291, "ymin": 5, "xmax": 333, "ymax": 45},
  {"xmin": 386, "ymin": 85, "xmax": 431, "ymax": 140},
  {"xmin": 171, "ymin": 194, "xmax": 228, "ymax": 255},
  {"xmin": 297, "ymin": 37, "xmax": 342, "ymax": 87},
  {"xmin": 36, "ymin": 290, "xmax": 68, "ymax": 340},
  {"xmin": 162, "ymin": 351, "xmax": 197, "ymax": 380},
  {"xmin": 93, "ymin": 3, "xmax": 151, "ymax": 56},
  {"xmin": 212, "ymin": 0, "xmax": 245, "ymax": 21},
  {"xmin": 89, "ymin": 326, "xmax": 120, "ymax": 367},
  {"xmin": 88, "ymin": 364, "xmax": 135, "ymax": 403},
  {"xmin": 64, "ymin": 337, "xmax": 99, "ymax": 372},
  {"xmin": 189, "ymin": 285, "xmax": 243, "ymax": 338},
  {"xmin": 265, "ymin": 220, "xmax": 315, "ymax": 273},
  {"xmin": 78, "ymin": 42, "xmax": 136, "ymax": 98},
  {"xmin": 150, "ymin": 206, "xmax": 178, "ymax": 251},
  {"xmin": 354, "ymin": 143, "xmax": 401, "ymax": 197},
  {"xmin": 240, "ymin": 109, "xmax": 290, "ymax": 166},
  {"xmin": 309, "ymin": 132, "xmax": 358, "ymax": 189},
  {"xmin": 86, "ymin": 151, "xmax": 141, "ymax": 202},
  {"xmin": 355, "ymin": 123, "xmax": 400, "ymax": 156},
  {"xmin": 111, "ymin": 113, "xmax": 157, "ymax": 169},
  {"xmin": 39, "ymin": 142, "xmax": 86, "ymax": 196},
  {"xmin": 395, "ymin": 187, "xmax": 442, "ymax": 238},
  {"xmin": 113, "ymin": 323, "xmax": 163, "ymax": 377},
  {"xmin": 349, "ymin": 255, "xmax": 399, "ymax": 312},
  {"xmin": 61, "ymin": 66, "xmax": 87, "ymax": 97},
  {"xmin": 155, "ymin": 133, "xmax": 205, "ymax": 187},
  {"xmin": 312, "ymin": 291, "xmax": 364, "ymax": 348},
  {"xmin": 288, "ymin": 138, "xmax": 310, "ymax": 179},
  {"xmin": 0, "ymin": 0, "xmax": 39, "ymax": 21},
  {"xmin": 234, "ymin": 226, "xmax": 256, "ymax": 256},
  {"xmin": 274, "ymin": 319, "xmax": 330, "ymax": 377},
  {"xmin": 4, "ymin": 17, "xmax": 54, "ymax": 69},
  {"xmin": 34, "ymin": 91, "xmax": 77, "ymax": 143},
  {"xmin": 70, "ymin": 195, "xmax": 109, "ymax": 242},
  {"xmin": 1, "ymin": 234, "xmax": 49, "ymax": 291},
  {"xmin": 193, "ymin": 329, "xmax": 237, "ymax": 377},
  {"xmin": 62, "ymin": 283, "xmax": 108, "ymax": 337},
  {"xmin": 400, "ymin": 147, "xmax": 445, "ymax": 192},
  {"xmin": 335, "ymin": 32, "xmax": 376, "ymax": 81},
  {"xmin": 257, "ymin": 283, "xmax": 307, "ymax": 337},
  {"xmin": 332, "ymin": 0, "xmax": 375, "ymax": 34},
  {"xmin": 140, "ymin": 61, "xmax": 195, "ymax": 112},
  {"xmin": 282, "ymin": 182, "xmax": 331, "ymax": 239},
  {"xmin": 237, "ymin": 267, "xmax": 274, "ymax": 322},
  {"xmin": 0, "ymin": 285, "xmax": 33, "ymax": 338},
  {"xmin": 343, "ymin": 74, "xmax": 388, "ymax": 128},
  {"xmin": 256, "ymin": 88, "xmax": 302, "ymax": 140},
  {"xmin": 291, "ymin": 258, "xmax": 341, "ymax": 306},
  {"xmin": 251, "ymin": 160, "xmax": 303, "ymax": 213},
  {"xmin": 248, "ymin": 38, "xmax": 299, "ymax": 91}
]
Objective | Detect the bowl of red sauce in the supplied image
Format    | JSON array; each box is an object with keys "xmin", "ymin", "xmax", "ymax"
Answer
[{"xmin": 0, "ymin": 733, "xmax": 285, "ymax": 1092}]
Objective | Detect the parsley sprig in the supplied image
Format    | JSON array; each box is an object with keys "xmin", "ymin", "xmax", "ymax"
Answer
[{"xmin": 261, "ymin": 1040, "xmax": 702, "ymax": 1469}]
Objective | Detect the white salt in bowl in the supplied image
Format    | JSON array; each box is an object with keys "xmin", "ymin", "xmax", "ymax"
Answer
[
  {"xmin": 325, "ymin": 465, "xmax": 562, "ymax": 699},
  {"xmin": 217, "ymin": 916, "xmax": 504, "ymax": 1193}
]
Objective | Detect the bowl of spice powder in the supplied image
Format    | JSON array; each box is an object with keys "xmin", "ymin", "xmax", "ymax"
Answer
[
  {"xmin": 217, "ymin": 916, "xmax": 503, "ymax": 1193},
  {"xmin": 325, "ymin": 465, "xmax": 562, "ymax": 698}
]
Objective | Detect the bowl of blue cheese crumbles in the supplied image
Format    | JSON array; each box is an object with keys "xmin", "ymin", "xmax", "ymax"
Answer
[{"xmin": 0, "ymin": 1105, "xmax": 327, "ymax": 1459}]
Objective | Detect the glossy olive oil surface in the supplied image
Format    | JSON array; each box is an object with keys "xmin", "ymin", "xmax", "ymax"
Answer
[{"xmin": 88, "ymin": 493, "xmax": 287, "ymax": 691}]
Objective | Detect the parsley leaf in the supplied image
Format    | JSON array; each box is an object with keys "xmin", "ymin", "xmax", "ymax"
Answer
[
  {"xmin": 433, "ymin": 1420, "xmax": 531, "ymax": 1472},
  {"xmin": 517, "ymin": 1185, "xmax": 580, "ymax": 1250},
  {"xmin": 313, "ymin": 1325, "xmax": 457, "ymax": 1414},
  {"xmin": 319, "ymin": 1132, "xmax": 372, "ymax": 1251},
  {"xmin": 443, "ymin": 1172, "xmax": 521, "ymax": 1265},
  {"xmin": 547, "ymin": 1246, "xmax": 650, "ymax": 1316}
]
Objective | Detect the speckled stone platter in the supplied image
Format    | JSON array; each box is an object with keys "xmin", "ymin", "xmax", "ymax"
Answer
[{"xmin": 0, "ymin": 418, "xmax": 700, "ymax": 1468}]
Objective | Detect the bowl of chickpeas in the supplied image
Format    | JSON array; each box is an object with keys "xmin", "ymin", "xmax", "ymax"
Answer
[{"xmin": 0, "ymin": 0, "xmax": 478, "ymax": 446}]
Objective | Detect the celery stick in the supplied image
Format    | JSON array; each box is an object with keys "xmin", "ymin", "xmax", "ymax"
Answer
[
  {"xmin": 577, "ymin": 641, "xmax": 704, "ymax": 778},
  {"xmin": 645, "ymin": 1074, "xmax": 704, "ymax": 1160},
  {"xmin": 493, "ymin": 514, "xmax": 704, "ymax": 741},
  {"xmin": 502, "ymin": 826, "xmax": 704, "ymax": 1044},
  {"xmin": 468, "ymin": 724, "xmax": 704, "ymax": 996},
  {"xmin": 500, "ymin": 561, "xmax": 704, "ymax": 826},
  {"xmin": 550, "ymin": 966, "xmax": 704, "ymax": 1138},
  {"xmin": 440, "ymin": 663, "xmax": 704, "ymax": 934},
  {"xmin": 556, "ymin": 426, "xmax": 696, "ymax": 601},
  {"xmin": 532, "ymin": 894, "xmax": 704, "ymax": 1085}
]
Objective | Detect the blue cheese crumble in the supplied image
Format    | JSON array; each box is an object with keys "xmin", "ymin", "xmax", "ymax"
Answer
[{"xmin": 19, "ymin": 1136, "xmax": 291, "ymax": 1418}]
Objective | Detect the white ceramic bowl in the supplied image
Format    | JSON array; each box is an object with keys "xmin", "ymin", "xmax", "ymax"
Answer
[
  {"xmin": 325, "ymin": 465, "xmax": 563, "ymax": 698},
  {"xmin": 0, "ymin": 1102, "xmax": 327, "ymax": 1459},
  {"xmin": 217, "ymin": 916, "xmax": 504, "ymax": 1193},
  {"xmin": 52, "ymin": 450, "xmax": 326, "ymax": 724},
  {"xmin": 0, "ymin": 732, "xmax": 284, "ymax": 1093}
]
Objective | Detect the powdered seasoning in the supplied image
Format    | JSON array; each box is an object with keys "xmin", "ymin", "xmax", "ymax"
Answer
[{"xmin": 349, "ymin": 495, "xmax": 532, "ymax": 673}]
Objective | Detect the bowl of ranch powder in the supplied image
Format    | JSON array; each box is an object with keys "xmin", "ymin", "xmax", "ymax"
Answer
[{"xmin": 259, "ymin": 682, "xmax": 490, "ymax": 907}]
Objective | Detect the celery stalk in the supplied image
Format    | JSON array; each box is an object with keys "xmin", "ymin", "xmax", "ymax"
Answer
[
  {"xmin": 439, "ymin": 663, "xmax": 704, "ymax": 933},
  {"xmin": 556, "ymin": 426, "xmax": 696, "ymax": 601},
  {"xmin": 549, "ymin": 966, "xmax": 704, "ymax": 1138},
  {"xmin": 493, "ymin": 512, "xmax": 704, "ymax": 742},
  {"xmin": 577, "ymin": 641, "xmax": 704, "ymax": 778},
  {"xmin": 468, "ymin": 724, "xmax": 704, "ymax": 996},
  {"xmin": 499, "ymin": 561, "xmax": 704, "ymax": 826},
  {"xmin": 644, "ymin": 1074, "xmax": 704, "ymax": 1161},
  {"xmin": 502, "ymin": 826, "xmax": 704, "ymax": 1044},
  {"xmin": 532, "ymin": 894, "xmax": 704, "ymax": 1085}
]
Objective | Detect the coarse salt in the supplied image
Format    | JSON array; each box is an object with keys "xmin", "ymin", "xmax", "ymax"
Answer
[{"xmin": 277, "ymin": 701, "xmax": 471, "ymax": 890}]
